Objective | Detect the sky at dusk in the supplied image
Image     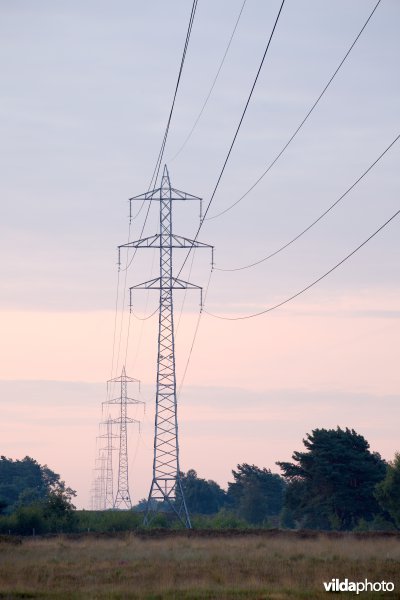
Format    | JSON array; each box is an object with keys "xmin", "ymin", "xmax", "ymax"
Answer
[{"xmin": 1, "ymin": 0, "xmax": 399, "ymax": 508}]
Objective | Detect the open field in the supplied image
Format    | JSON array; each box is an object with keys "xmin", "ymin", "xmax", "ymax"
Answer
[{"xmin": 0, "ymin": 530, "xmax": 400, "ymax": 599}]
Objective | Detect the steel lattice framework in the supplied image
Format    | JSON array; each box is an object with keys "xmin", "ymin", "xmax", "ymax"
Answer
[
  {"xmin": 120, "ymin": 165, "xmax": 213, "ymax": 527},
  {"xmin": 104, "ymin": 367, "xmax": 142, "ymax": 509},
  {"xmin": 92, "ymin": 451, "xmax": 107, "ymax": 510},
  {"xmin": 98, "ymin": 417, "xmax": 118, "ymax": 509}
]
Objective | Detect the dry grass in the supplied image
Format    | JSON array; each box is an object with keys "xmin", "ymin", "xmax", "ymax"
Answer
[{"xmin": 0, "ymin": 531, "xmax": 399, "ymax": 599}]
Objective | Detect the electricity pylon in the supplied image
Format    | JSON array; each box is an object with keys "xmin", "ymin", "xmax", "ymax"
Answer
[
  {"xmin": 98, "ymin": 416, "xmax": 118, "ymax": 509},
  {"xmin": 119, "ymin": 165, "xmax": 213, "ymax": 528},
  {"xmin": 93, "ymin": 453, "xmax": 106, "ymax": 510},
  {"xmin": 104, "ymin": 367, "xmax": 142, "ymax": 509}
]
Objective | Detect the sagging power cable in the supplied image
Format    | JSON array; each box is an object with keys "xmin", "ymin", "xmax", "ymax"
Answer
[
  {"xmin": 206, "ymin": 0, "xmax": 381, "ymax": 221},
  {"xmin": 205, "ymin": 209, "xmax": 400, "ymax": 320},
  {"xmin": 169, "ymin": 0, "xmax": 247, "ymax": 162},
  {"xmin": 177, "ymin": 0, "xmax": 286, "ymax": 279},
  {"xmin": 215, "ymin": 132, "xmax": 400, "ymax": 272}
]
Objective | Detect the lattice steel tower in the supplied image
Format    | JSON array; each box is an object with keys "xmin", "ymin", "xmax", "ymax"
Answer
[
  {"xmin": 98, "ymin": 416, "xmax": 118, "ymax": 509},
  {"xmin": 92, "ymin": 453, "xmax": 106, "ymax": 510},
  {"xmin": 120, "ymin": 165, "xmax": 213, "ymax": 527},
  {"xmin": 104, "ymin": 367, "xmax": 142, "ymax": 509}
]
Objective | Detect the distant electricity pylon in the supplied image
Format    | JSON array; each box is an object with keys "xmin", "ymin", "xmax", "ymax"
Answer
[
  {"xmin": 104, "ymin": 367, "xmax": 142, "ymax": 509},
  {"xmin": 93, "ymin": 452, "xmax": 106, "ymax": 510},
  {"xmin": 119, "ymin": 165, "xmax": 213, "ymax": 528},
  {"xmin": 98, "ymin": 416, "xmax": 118, "ymax": 509}
]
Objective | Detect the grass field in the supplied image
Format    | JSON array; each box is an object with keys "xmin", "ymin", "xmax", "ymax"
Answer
[{"xmin": 0, "ymin": 530, "xmax": 399, "ymax": 599}]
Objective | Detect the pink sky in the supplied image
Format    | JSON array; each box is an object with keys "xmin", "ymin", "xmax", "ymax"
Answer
[{"xmin": 1, "ymin": 288, "xmax": 399, "ymax": 507}]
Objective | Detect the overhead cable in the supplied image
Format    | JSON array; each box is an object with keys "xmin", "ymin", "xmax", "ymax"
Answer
[
  {"xmin": 147, "ymin": 0, "xmax": 199, "ymax": 192},
  {"xmin": 177, "ymin": 0, "xmax": 286, "ymax": 279},
  {"xmin": 216, "ymin": 132, "xmax": 400, "ymax": 272},
  {"xmin": 177, "ymin": 267, "xmax": 214, "ymax": 400},
  {"xmin": 206, "ymin": 0, "xmax": 382, "ymax": 221},
  {"xmin": 205, "ymin": 208, "xmax": 400, "ymax": 321},
  {"xmin": 169, "ymin": 0, "xmax": 248, "ymax": 162},
  {"xmin": 130, "ymin": 0, "xmax": 198, "ymax": 223}
]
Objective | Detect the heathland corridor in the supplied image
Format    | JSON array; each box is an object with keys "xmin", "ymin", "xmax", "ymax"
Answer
[{"xmin": 0, "ymin": 530, "xmax": 400, "ymax": 599}]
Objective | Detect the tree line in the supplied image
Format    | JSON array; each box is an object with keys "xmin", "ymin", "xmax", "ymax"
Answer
[
  {"xmin": 176, "ymin": 427, "xmax": 399, "ymax": 531},
  {"xmin": 1, "ymin": 427, "xmax": 400, "ymax": 534}
]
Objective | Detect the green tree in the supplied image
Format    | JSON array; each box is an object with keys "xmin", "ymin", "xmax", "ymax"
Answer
[
  {"xmin": 43, "ymin": 483, "xmax": 77, "ymax": 532},
  {"xmin": 0, "ymin": 456, "xmax": 48, "ymax": 511},
  {"xmin": 0, "ymin": 456, "xmax": 76, "ymax": 518},
  {"xmin": 227, "ymin": 464, "xmax": 285, "ymax": 525},
  {"xmin": 277, "ymin": 427, "xmax": 386, "ymax": 530},
  {"xmin": 180, "ymin": 469, "xmax": 226, "ymax": 515},
  {"xmin": 375, "ymin": 452, "xmax": 400, "ymax": 528}
]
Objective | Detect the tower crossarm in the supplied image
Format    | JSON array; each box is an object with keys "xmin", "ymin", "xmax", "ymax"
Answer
[
  {"xmin": 119, "ymin": 234, "xmax": 160, "ymax": 251},
  {"xmin": 98, "ymin": 431, "xmax": 119, "ymax": 440},
  {"xmin": 107, "ymin": 374, "xmax": 140, "ymax": 385},
  {"xmin": 130, "ymin": 277, "xmax": 202, "ymax": 291},
  {"xmin": 130, "ymin": 277, "xmax": 203, "ymax": 307},
  {"xmin": 129, "ymin": 188, "xmax": 161, "ymax": 201},
  {"xmin": 129, "ymin": 186, "xmax": 200, "ymax": 202},
  {"xmin": 103, "ymin": 396, "xmax": 144, "ymax": 406},
  {"xmin": 118, "ymin": 234, "xmax": 213, "ymax": 267},
  {"xmin": 109, "ymin": 416, "xmax": 140, "ymax": 425},
  {"xmin": 97, "ymin": 427, "xmax": 119, "ymax": 440},
  {"xmin": 129, "ymin": 185, "xmax": 203, "ymax": 219}
]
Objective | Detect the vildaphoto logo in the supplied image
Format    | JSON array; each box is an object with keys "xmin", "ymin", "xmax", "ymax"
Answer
[{"xmin": 323, "ymin": 579, "xmax": 395, "ymax": 594}]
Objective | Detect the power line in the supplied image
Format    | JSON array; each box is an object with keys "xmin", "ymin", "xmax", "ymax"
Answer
[
  {"xmin": 215, "ymin": 132, "xmax": 400, "ymax": 272},
  {"xmin": 169, "ymin": 0, "xmax": 248, "ymax": 162},
  {"xmin": 175, "ymin": 248, "xmax": 197, "ymax": 337},
  {"xmin": 177, "ymin": 0, "xmax": 286, "ymax": 279},
  {"xmin": 125, "ymin": 0, "xmax": 198, "ymax": 232},
  {"xmin": 109, "ymin": 268, "xmax": 121, "ymax": 383},
  {"xmin": 148, "ymin": 0, "xmax": 199, "ymax": 190},
  {"xmin": 177, "ymin": 267, "xmax": 214, "ymax": 400},
  {"xmin": 206, "ymin": 0, "xmax": 382, "ymax": 221},
  {"xmin": 124, "ymin": 248, "xmax": 157, "ymax": 373},
  {"xmin": 173, "ymin": 0, "xmax": 381, "ymax": 399},
  {"xmin": 174, "ymin": 0, "xmax": 378, "ymax": 403},
  {"xmin": 205, "ymin": 208, "xmax": 400, "ymax": 321},
  {"xmin": 114, "ymin": 0, "xmax": 199, "ymax": 382},
  {"xmin": 121, "ymin": 0, "xmax": 198, "ymax": 273},
  {"xmin": 132, "ymin": 307, "xmax": 158, "ymax": 322},
  {"xmin": 133, "ymin": 0, "xmax": 199, "ymax": 220}
]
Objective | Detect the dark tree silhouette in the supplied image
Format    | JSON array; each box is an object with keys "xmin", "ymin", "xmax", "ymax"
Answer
[
  {"xmin": 375, "ymin": 452, "xmax": 400, "ymax": 528},
  {"xmin": 277, "ymin": 427, "xmax": 386, "ymax": 530},
  {"xmin": 0, "ymin": 456, "xmax": 76, "ymax": 514},
  {"xmin": 227, "ymin": 463, "xmax": 285, "ymax": 525},
  {"xmin": 180, "ymin": 469, "xmax": 226, "ymax": 515}
]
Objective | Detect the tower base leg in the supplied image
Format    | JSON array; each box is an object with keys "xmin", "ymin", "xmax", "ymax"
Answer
[{"xmin": 143, "ymin": 478, "xmax": 192, "ymax": 529}]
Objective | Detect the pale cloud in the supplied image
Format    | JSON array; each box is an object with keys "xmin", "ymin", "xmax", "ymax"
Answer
[
  {"xmin": 0, "ymin": 310, "xmax": 114, "ymax": 381},
  {"xmin": 1, "ymin": 292, "xmax": 400, "ymax": 391}
]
